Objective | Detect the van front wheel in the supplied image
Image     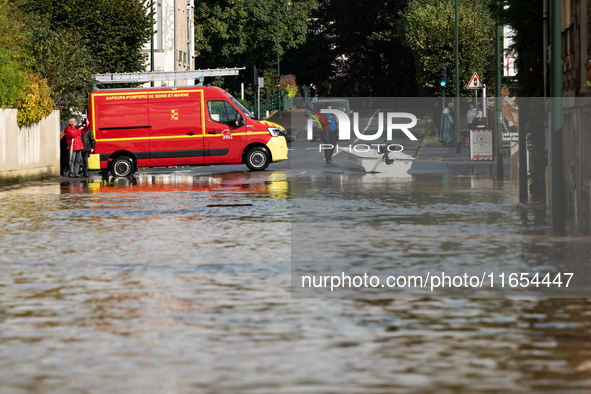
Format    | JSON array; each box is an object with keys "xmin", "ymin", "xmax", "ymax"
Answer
[
  {"xmin": 110, "ymin": 155, "xmax": 136, "ymax": 177},
  {"xmin": 245, "ymin": 147, "xmax": 270, "ymax": 171}
]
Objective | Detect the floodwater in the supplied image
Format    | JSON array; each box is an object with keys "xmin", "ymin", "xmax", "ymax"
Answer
[{"xmin": 1, "ymin": 171, "xmax": 591, "ymax": 393}]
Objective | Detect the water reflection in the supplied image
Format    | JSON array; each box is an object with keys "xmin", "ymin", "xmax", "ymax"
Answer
[
  {"xmin": 292, "ymin": 173, "xmax": 591, "ymax": 298},
  {"xmin": 1, "ymin": 172, "xmax": 591, "ymax": 392}
]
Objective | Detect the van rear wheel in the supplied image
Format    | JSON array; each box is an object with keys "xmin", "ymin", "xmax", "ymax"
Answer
[
  {"xmin": 110, "ymin": 155, "xmax": 136, "ymax": 177},
  {"xmin": 245, "ymin": 147, "xmax": 270, "ymax": 171}
]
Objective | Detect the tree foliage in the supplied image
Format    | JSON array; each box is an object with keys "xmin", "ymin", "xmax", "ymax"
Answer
[
  {"xmin": 26, "ymin": 26, "xmax": 95, "ymax": 120},
  {"xmin": 16, "ymin": 73, "xmax": 54, "ymax": 125},
  {"xmin": 0, "ymin": 0, "xmax": 27, "ymax": 107},
  {"xmin": 284, "ymin": 0, "xmax": 416, "ymax": 97},
  {"xmin": 11, "ymin": 0, "xmax": 153, "ymax": 119},
  {"xmin": 12, "ymin": 0, "xmax": 154, "ymax": 73},
  {"xmin": 194, "ymin": 0, "xmax": 317, "ymax": 98},
  {"xmin": 0, "ymin": 1, "xmax": 53, "ymax": 125},
  {"xmin": 402, "ymin": 0, "xmax": 496, "ymax": 97}
]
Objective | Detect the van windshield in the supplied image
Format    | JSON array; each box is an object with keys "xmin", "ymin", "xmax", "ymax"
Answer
[{"xmin": 231, "ymin": 97, "xmax": 256, "ymax": 119}]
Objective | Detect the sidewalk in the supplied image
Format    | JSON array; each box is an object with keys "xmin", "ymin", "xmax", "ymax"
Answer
[
  {"xmin": 416, "ymin": 141, "xmax": 471, "ymax": 161},
  {"xmin": 414, "ymin": 139, "xmax": 509, "ymax": 174}
]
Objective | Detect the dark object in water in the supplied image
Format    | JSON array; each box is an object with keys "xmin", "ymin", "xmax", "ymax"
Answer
[{"xmin": 206, "ymin": 204, "xmax": 253, "ymax": 207}]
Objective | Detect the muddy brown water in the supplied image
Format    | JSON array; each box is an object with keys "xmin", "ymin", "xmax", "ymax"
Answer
[{"xmin": 1, "ymin": 172, "xmax": 591, "ymax": 393}]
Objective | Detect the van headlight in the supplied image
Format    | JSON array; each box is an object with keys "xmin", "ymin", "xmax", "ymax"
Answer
[{"xmin": 267, "ymin": 127, "xmax": 284, "ymax": 137}]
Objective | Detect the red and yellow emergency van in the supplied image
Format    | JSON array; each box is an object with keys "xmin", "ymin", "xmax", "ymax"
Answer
[{"xmin": 87, "ymin": 86, "xmax": 288, "ymax": 177}]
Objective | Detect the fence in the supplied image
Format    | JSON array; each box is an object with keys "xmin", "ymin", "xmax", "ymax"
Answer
[{"xmin": 249, "ymin": 92, "xmax": 293, "ymax": 118}]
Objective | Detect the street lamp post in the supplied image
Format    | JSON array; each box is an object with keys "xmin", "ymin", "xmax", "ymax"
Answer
[{"xmin": 276, "ymin": 0, "xmax": 292, "ymax": 118}]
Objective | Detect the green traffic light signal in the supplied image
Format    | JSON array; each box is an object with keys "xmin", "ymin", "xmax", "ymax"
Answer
[{"xmin": 439, "ymin": 64, "xmax": 447, "ymax": 89}]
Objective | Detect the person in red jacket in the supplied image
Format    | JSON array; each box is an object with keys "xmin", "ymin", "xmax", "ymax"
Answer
[{"xmin": 64, "ymin": 118, "xmax": 84, "ymax": 178}]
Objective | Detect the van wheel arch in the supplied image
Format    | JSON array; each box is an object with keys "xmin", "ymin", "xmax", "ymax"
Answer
[
  {"xmin": 243, "ymin": 144, "xmax": 271, "ymax": 171},
  {"xmin": 242, "ymin": 143, "xmax": 272, "ymax": 164},
  {"xmin": 109, "ymin": 151, "xmax": 137, "ymax": 177}
]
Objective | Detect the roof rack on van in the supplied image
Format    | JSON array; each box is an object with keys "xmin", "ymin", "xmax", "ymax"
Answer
[{"xmin": 92, "ymin": 68, "xmax": 245, "ymax": 86}]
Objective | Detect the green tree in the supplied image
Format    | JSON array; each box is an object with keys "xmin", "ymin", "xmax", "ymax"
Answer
[
  {"xmin": 194, "ymin": 0, "xmax": 317, "ymax": 98},
  {"xmin": 402, "ymin": 0, "xmax": 496, "ymax": 97},
  {"xmin": 26, "ymin": 26, "xmax": 95, "ymax": 120},
  {"xmin": 0, "ymin": 1, "xmax": 54, "ymax": 125},
  {"xmin": 0, "ymin": 0, "xmax": 27, "ymax": 107},
  {"xmin": 12, "ymin": 0, "xmax": 154, "ymax": 74},
  {"xmin": 16, "ymin": 72, "xmax": 54, "ymax": 125},
  {"xmin": 284, "ymin": 0, "xmax": 416, "ymax": 97}
]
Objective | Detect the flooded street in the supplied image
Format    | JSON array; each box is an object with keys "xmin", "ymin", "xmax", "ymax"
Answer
[{"xmin": 2, "ymin": 170, "xmax": 591, "ymax": 393}]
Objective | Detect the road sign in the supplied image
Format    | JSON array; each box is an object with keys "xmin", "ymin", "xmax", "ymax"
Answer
[
  {"xmin": 470, "ymin": 129, "xmax": 493, "ymax": 160},
  {"xmin": 466, "ymin": 72, "xmax": 484, "ymax": 89}
]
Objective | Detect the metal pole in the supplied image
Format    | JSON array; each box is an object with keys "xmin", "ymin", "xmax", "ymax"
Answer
[
  {"xmin": 276, "ymin": 0, "xmax": 282, "ymax": 118},
  {"xmin": 151, "ymin": 0, "xmax": 154, "ymax": 87},
  {"xmin": 174, "ymin": 0, "xmax": 177, "ymax": 86},
  {"xmin": 253, "ymin": 65, "xmax": 258, "ymax": 118},
  {"xmin": 543, "ymin": 0, "xmax": 549, "ymax": 102},
  {"xmin": 483, "ymin": 84, "xmax": 487, "ymax": 117},
  {"xmin": 551, "ymin": 0, "xmax": 565, "ymax": 235},
  {"xmin": 441, "ymin": 87, "xmax": 446, "ymax": 142},
  {"xmin": 495, "ymin": 0, "xmax": 503, "ymax": 180},
  {"xmin": 455, "ymin": 0, "xmax": 461, "ymax": 153}
]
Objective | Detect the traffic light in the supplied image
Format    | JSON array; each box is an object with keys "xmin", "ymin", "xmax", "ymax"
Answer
[{"xmin": 439, "ymin": 64, "xmax": 447, "ymax": 88}]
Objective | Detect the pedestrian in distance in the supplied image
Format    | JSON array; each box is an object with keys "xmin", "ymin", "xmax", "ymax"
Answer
[
  {"xmin": 473, "ymin": 109, "xmax": 485, "ymax": 127},
  {"xmin": 79, "ymin": 118, "xmax": 95, "ymax": 177},
  {"xmin": 310, "ymin": 83, "xmax": 317, "ymax": 100},
  {"xmin": 467, "ymin": 104, "xmax": 477, "ymax": 125},
  {"xmin": 301, "ymin": 83, "xmax": 309, "ymax": 108},
  {"xmin": 447, "ymin": 101, "xmax": 455, "ymax": 122},
  {"xmin": 440, "ymin": 107, "xmax": 455, "ymax": 147},
  {"xmin": 64, "ymin": 118, "xmax": 84, "ymax": 178},
  {"xmin": 324, "ymin": 103, "xmax": 337, "ymax": 164}
]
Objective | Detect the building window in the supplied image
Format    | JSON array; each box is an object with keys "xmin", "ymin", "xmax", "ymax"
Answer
[{"xmin": 561, "ymin": 23, "xmax": 575, "ymax": 58}]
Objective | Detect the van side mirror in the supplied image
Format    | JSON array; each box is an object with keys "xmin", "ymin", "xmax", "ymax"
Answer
[{"xmin": 235, "ymin": 113, "xmax": 245, "ymax": 127}]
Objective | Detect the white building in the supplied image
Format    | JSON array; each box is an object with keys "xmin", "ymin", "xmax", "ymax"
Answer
[
  {"xmin": 503, "ymin": 25, "xmax": 517, "ymax": 77},
  {"xmin": 141, "ymin": 0, "xmax": 195, "ymax": 86}
]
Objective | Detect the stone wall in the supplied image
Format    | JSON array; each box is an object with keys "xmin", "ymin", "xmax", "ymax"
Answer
[{"xmin": 0, "ymin": 108, "xmax": 60, "ymax": 184}]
